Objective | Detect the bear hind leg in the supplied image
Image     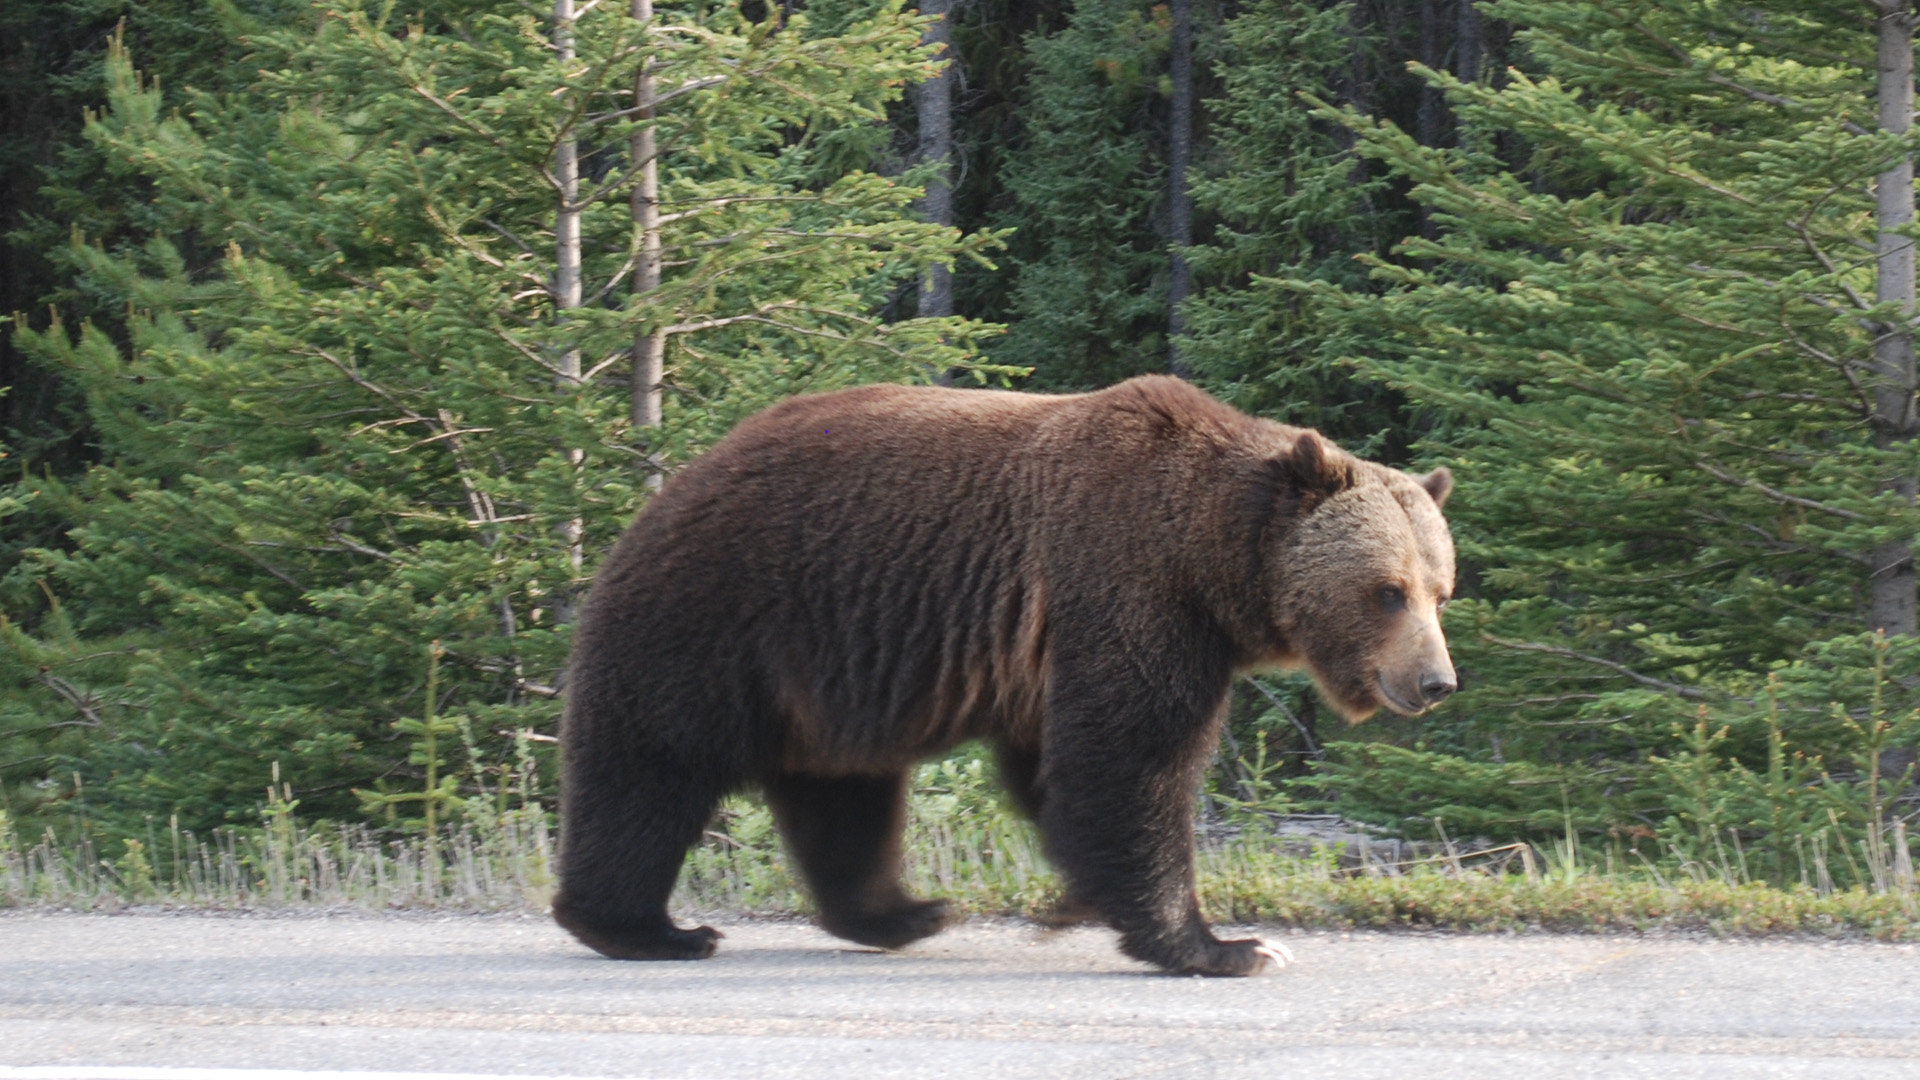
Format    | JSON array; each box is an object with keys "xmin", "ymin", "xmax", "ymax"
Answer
[
  {"xmin": 766, "ymin": 769, "xmax": 950, "ymax": 950},
  {"xmin": 994, "ymin": 741, "xmax": 1097, "ymax": 929},
  {"xmin": 552, "ymin": 758, "xmax": 726, "ymax": 961}
]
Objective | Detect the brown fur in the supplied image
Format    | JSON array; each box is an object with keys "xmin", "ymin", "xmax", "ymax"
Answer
[{"xmin": 554, "ymin": 375, "xmax": 1456, "ymax": 975}]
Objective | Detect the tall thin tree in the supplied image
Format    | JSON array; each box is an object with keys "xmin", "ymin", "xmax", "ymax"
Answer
[
  {"xmin": 1872, "ymin": 0, "xmax": 1918, "ymax": 636},
  {"xmin": 631, "ymin": 0, "xmax": 664, "ymax": 490},
  {"xmin": 915, "ymin": 0, "xmax": 955, "ymax": 322},
  {"xmin": 555, "ymin": 0, "xmax": 587, "ymax": 602}
]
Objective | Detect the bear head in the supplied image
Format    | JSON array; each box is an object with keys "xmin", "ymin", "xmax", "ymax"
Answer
[{"xmin": 1261, "ymin": 433, "xmax": 1457, "ymax": 722}]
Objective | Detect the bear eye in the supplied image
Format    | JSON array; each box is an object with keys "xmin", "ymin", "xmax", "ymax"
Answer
[
  {"xmin": 1436, "ymin": 595, "xmax": 1451, "ymax": 612},
  {"xmin": 1377, "ymin": 585, "xmax": 1407, "ymax": 614}
]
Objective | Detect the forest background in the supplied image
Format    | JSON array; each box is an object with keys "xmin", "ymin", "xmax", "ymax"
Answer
[{"xmin": 5, "ymin": 0, "xmax": 1920, "ymax": 902}]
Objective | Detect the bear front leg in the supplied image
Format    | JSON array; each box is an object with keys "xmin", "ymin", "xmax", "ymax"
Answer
[{"xmin": 1036, "ymin": 668, "xmax": 1290, "ymax": 977}]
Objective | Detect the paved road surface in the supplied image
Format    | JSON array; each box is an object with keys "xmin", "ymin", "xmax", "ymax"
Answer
[{"xmin": 2, "ymin": 911, "xmax": 1916, "ymax": 1078}]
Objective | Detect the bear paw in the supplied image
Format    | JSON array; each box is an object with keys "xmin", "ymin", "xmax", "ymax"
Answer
[
  {"xmin": 557, "ymin": 912, "xmax": 724, "ymax": 961},
  {"xmin": 1125, "ymin": 929, "xmax": 1294, "ymax": 977},
  {"xmin": 1251, "ymin": 938, "xmax": 1295, "ymax": 969},
  {"xmin": 1184, "ymin": 935, "xmax": 1292, "ymax": 977},
  {"xmin": 822, "ymin": 897, "xmax": 953, "ymax": 950}
]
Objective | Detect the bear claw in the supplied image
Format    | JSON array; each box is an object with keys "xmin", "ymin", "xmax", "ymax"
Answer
[
  {"xmin": 1159, "ymin": 934, "xmax": 1294, "ymax": 977},
  {"xmin": 1251, "ymin": 939, "xmax": 1294, "ymax": 970}
]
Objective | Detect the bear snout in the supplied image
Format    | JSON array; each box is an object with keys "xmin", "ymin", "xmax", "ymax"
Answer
[
  {"xmin": 1376, "ymin": 656, "xmax": 1457, "ymax": 715},
  {"xmin": 1419, "ymin": 671, "xmax": 1458, "ymax": 704},
  {"xmin": 1373, "ymin": 613, "xmax": 1457, "ymax": 715}
]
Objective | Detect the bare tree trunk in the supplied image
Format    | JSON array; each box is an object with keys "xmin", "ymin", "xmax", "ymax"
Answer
[
  {"xmin": 1166, "ymin": 0, "xmax": 1194, "ymax": 378},
  {"xmin": 915, "ymin": 0, "xmax": 954, "ymax": 323},
  {"xmin": 554, "ymin": 0, "xmax": 582, "ymax": 378},
  {"xmin": 631, "ymin": 0, "xmax": 665, "ymax": 491},
  {"xmin": 1873, "ymin": 0, "xmax": 1918, "ymax": 636},
  {"xmin": 555, "ymin": 0, "xmax": 586, "ymax": 613}
]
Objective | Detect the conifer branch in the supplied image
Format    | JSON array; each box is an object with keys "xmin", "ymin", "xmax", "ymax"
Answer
[
  {"xmin": 1690, "ymin": 459, "xmax": 1869, "ymax": 520},
  {"xmin": 660, "ymin": 304, "xmax": 804, "ymax": 336},
  {"xmin": 585, "ymin": 74, "xmax": 727, "ymax": 123},
  {"xmin": 1242, "ymin": 677, "xmax": 1323, "ymax": 760},
  {"xmin": 1620, "ymin": 14, "xmax": 1873, "ymax": 136},
  {"xmin": 488, "ymin": 327, "xmax": 575, "ymax": 382},
  {"xmin": 1479, "ymin": 634, "xmax": 1719, "ymax": 701},
  {"xmin": 323, "ymin": 527, "xmax": 400, "ymax": 563},
  {"xmin": 35, "ymin": 673, "xmax": 107, "ymax": 729},
  {"xmin": 1791, "ymin": 222, "xmax": 1878, "ymax": 313},
  {"xmin": 211, "ymin": 541, "xmax": 305, "ymax": 592}
]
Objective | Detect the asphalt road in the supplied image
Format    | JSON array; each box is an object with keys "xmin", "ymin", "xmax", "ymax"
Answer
[{"xmin": 1, "ymin": 911, "xmax": 1917, "ymax": 1079}]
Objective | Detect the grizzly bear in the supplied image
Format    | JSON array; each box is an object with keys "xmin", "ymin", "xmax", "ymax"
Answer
[{"xmin": 553, "ymin": 375, "xmax": 1456, "ymax": 976}]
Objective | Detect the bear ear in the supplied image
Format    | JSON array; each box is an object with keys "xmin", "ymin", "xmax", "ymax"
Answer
[
  {"xmin": 1418, "ymin": 466, "xmax": 1453, "ymax": 509},
  {"xmin": 1278, "ymin": 431, "xmax": 1356, "ymax": 499}
]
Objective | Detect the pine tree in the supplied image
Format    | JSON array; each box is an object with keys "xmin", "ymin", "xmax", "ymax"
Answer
[
  {"xmin": 1286, "ymin": 0, "xmax": 1920, "ymax": 838},
  {"xmin": 2, "ymin": 0, "xmax": 1004, "ymax": 835},
  {"xmin": 2, "ymin": 2, "xmax": 312, "ymax": 478},
  {"xmin": 1182, "ymin": 0, "xmax": 1412, "ymax": 452},
  {"xmin": 986, "ymin": 0, "xmax": 1182, "ymax": 389}
]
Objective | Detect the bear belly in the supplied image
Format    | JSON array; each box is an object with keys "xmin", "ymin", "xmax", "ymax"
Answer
[{"xmin": 770, "ymin": 653, "xmax": 1045, "ymax": 774}]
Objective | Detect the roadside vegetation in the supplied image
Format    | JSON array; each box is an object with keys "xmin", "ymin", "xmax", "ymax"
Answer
[
  {"xmin": 8, "ymin": 733, "xmax": 1918, "ymax": 942},
  {"xmin": 4, "ymin": 1, "xmax": 1920, "ymax": 934}
]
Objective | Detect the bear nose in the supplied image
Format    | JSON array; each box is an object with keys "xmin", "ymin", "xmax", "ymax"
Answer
[{"xmin": 1419, "ymin": 673, "xmax": 1457, "ymax": 704}]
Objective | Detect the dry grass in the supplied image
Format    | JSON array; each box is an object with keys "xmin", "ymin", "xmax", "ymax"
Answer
[
  {"xmin": 7, "ymin": 790, "xmax": 1918, "ymax": 943},
  {"xmin": 0, "ymin": 808, "xmax": 554, "ymax": 912}
]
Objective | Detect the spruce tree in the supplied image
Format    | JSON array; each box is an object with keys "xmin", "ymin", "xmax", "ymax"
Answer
[
  {"xmin": 1182, "ymin": 0, "xmax": 1411, "ymax": 451},
  {"xmin": 987, "ymin": 0, "xmax": 1183, "ymax": 389},
  {"xmin": 2, "ymin": 0, "xmax": 1002, "ymax": 835},
  {"xmin": 1284, "ymin": 0, "xmax": 1920, "ymax": 839}
]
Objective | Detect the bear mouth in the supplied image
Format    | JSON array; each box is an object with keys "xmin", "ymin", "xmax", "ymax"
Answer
[{"xmin": 1375, "ymin": 675, "xmax": 1428, "ymax": 717}]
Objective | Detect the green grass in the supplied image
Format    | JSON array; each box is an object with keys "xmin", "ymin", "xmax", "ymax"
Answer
[
  {"xmin": 11, "ymin": 792, "xmax": 1918, "ymax": 944},
  {"xmin": 1196, "ymin": 846, "xmax": 1920, "ymax": 940}
]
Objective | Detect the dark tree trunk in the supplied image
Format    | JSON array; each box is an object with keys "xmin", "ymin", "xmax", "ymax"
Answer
[
  {"xmin": 1416, "ymin": 0, "xmax": 1446, "ymax": 147},
  {"xmin": 1456, "ymin": 0, "xmax": 1483, "ymax": 83},
  {"xmin": 1166, "ymin": 0, "xmax": 1194, "ymax": 378}
]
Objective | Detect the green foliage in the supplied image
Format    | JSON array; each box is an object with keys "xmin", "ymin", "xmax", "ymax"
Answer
[
  {"xmin": 1200, "ymin": 859, "xmax": 1920, "ymax": 940},
  {"xmin": 0, "ymin": 0, "xmax": 1005, "ymax": 837},
  {"xmin": 1, "ymin": 1, "xmax": 314, "ymax": 473},
  {"xmin": 1307, "ymin": 634, "xmax": 1920, "ymax": 891},
  {"xmin": 355, "ymin": 643, "xmax": 462, "ymax": 833},
  {"xmin": 1304, "ymin": 741, "xmax": 1617, "ymax": 840},
  {"xmin": 986, "ymin": 0, "xmax": 1180, "ymax": 388},
  {"xmin": 6, "ymin": 0, "xmax": 1920, "ymax": 909},
  {"xmin": 1239, "ymin": 0, "xmax": 1920, "ymax": 856},
  {"xmin": 1182, "ymin": 0, "xmax": 1411, "ymax": 452}
]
